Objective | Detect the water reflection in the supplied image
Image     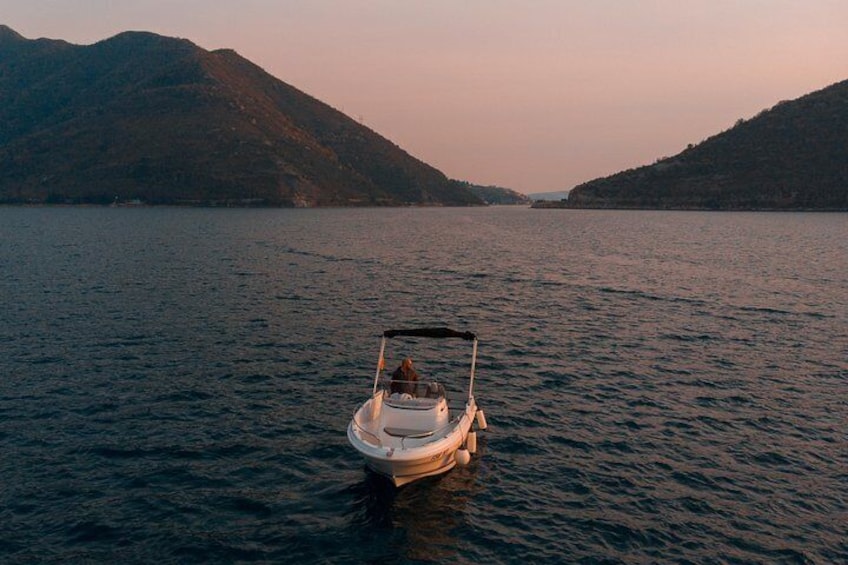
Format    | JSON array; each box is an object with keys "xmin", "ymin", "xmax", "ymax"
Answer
[{"xmin": 346, "ymin": 446, "xmax": 486, "ymax": 562}]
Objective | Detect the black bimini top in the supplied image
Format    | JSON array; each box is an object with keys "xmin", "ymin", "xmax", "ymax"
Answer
[{"xmin": 383, "ymin": 327, "xmax": 476, "ymax": 340}]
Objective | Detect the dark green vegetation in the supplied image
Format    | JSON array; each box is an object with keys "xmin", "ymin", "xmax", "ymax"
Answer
[
  {"xmin": 461, "ymin": 182, "xmax": 530, "ymax": 205},
  {"xmin": 0, "ymin": 26, "xmax": 482, "ymax": 206},
  {"xmin": 527, "ymin": 190, "xmax": 570, "ymax": 202},
  {"xmin": 560, "ymin": 79, "xmax": 848, "ymax": 210}
]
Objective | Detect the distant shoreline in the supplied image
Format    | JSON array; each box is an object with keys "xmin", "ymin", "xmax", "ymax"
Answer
[
  {"xmin": 0, "ymin": 201, "xmax": 495, "ymax": 209},
  {"xmin": 530, "ymin": 201, "xmax": 848, "ymax": 212},
  {"xmin": 2, "ymin": 201, "xmax": 844, "ymax": 212}
]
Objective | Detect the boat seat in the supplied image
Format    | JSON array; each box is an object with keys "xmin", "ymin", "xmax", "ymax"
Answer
[{"xmin": 383, "ymin": 427, "xmax": 435, "ymax": 439}]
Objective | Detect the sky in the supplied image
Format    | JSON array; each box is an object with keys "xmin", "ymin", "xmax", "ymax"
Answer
[{"xmin": 3, "ymin": 1, "xmax": 848, "ymax": 194}]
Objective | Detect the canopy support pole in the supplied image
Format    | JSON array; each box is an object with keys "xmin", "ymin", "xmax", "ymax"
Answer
[
  {"xmin": 468, "ymin": 338, "xmax": 478, "ymax": 401},
  {"xmin": 372, "ymin": 336, "xmax": 387, "ymax": 395}
]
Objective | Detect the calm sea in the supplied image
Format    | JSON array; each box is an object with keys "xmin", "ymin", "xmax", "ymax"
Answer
[{"xmin": 1, "ymin": 206, "xmax": 846, "ymax": 564}]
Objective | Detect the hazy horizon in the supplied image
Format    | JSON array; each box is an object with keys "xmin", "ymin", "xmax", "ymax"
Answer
[{"xmin": 3, "ymin": 0, "xmax": 847, "ymax": 194}]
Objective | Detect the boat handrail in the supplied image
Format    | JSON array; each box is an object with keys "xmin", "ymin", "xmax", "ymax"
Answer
[
  {"xmin": 351, "ymin": 397, "xmax": 473, "ymax": 449},
  {"xmin": 351, "ymin": 410, "xmax": 460, "ymax": 448},
  {"xmin": 350, "ymin": 413, "xmax": 382, "ymax": 446}
]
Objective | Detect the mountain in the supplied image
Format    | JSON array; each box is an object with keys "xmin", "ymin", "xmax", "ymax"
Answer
[
  {"xmin": 565, "ymin": 80, "xmax": 848, "ymax": 210},
  {"xmin": 461, "ymin": 182, "xmax": 530, "ymax": 205},
  {"xmin": 0, "ymin": 26, "xmax": 482, "ymax": 206},
  {"xmin": 528, "ymin": 190, "xmax": 569, "ymax": 201}
]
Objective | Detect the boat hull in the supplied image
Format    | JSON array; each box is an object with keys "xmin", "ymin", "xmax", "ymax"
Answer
[
  {"xmin": 365, "ymin": 452, "xmax": 459, "ymax": 487},
  {"xmin": 347, "ymin": 397, "xmax": 476, "ymax": 487}
]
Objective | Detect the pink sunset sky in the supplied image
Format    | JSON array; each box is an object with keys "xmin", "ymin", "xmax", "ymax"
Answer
[{"xmin": 3, "ymin": 0, "xmax": 848, "ymax": 194}]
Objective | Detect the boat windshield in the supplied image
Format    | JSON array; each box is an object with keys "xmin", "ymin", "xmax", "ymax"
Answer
[{"xmin": 376, "ymin": 377, "xmax": 446, "ymax": 401}]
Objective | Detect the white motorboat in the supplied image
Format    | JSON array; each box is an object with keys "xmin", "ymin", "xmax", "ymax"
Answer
[{"xmin": 347, "ymin": 328, "xmax": 488, "ymax": 487}]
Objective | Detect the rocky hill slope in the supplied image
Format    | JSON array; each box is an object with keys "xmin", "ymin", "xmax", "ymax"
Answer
[
  {"xmin": 0, "ymin": 26, "xmax": 481, "ymax": 206},
  {"xmin": 461, "ymin": 182, "xmax": 530, "ymax": 205},
  {"xmin": 566, "ymin": 79, "xmax": 848, "ymax": 210}
]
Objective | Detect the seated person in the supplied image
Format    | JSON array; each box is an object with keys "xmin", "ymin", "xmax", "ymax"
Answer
[{"xmin": 390, "ymin": 357, "xmax": 420, "ymax": 396}]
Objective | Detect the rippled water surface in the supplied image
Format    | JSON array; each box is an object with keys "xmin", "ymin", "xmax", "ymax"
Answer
[{"xmin": 1, "ymin": 207, "xmax": 846, "ymax": 563}]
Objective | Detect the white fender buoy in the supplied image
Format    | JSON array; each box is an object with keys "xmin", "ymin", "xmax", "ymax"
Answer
[
  {"xmin": 467, "ymin": 431, "xmax": 477, "ymax": 454},
  {"xmin": 476, "ymin": 409, "xmax": 488, "ymax": 430},
  {"xmin": 455, "ymin": 448, "xmax": 471, "ymax": 466}
]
